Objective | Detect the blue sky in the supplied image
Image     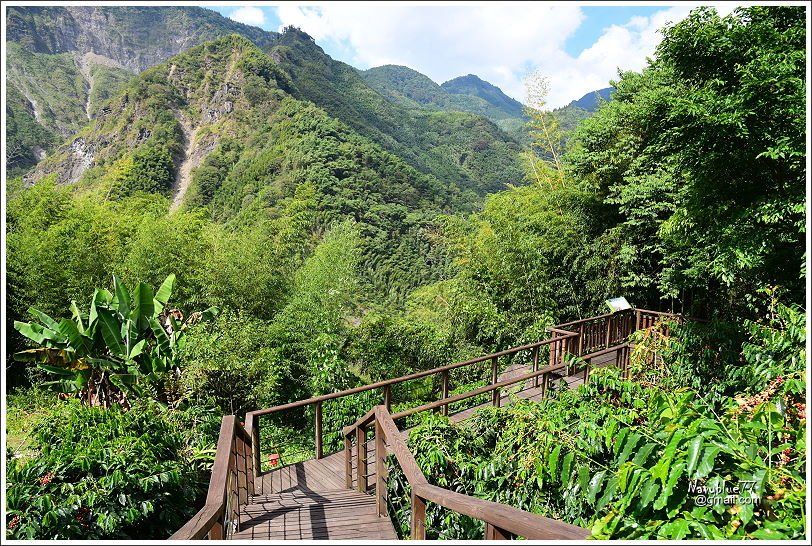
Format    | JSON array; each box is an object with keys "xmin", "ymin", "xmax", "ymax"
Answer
[{"xmin": 203, "ymin": 2, "xmax": 740, "ymax": 108}]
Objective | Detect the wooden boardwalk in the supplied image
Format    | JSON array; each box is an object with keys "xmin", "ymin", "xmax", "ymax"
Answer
[
  {"xmin": 172, "ymin": 309, "xmax": 673, "ymax": 541},
  {"xmin": 242, "ymin": 350, "xmax": 618, "ymax": 540}
]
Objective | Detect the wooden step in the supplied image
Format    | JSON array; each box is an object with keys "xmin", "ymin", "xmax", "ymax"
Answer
[{"xmin": 233, "ymin": 488, "xmax": 397, "ymax": 540}]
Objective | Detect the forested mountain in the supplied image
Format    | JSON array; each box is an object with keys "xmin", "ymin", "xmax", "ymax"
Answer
[
  {"xmin": 567, "ymin": 87, "xmax": 614, "ymax": 111},
  {"xmin": 268, "ymin": 29, "xmax": 524, "ymax": 199},
  {"xmin": 7, "ymin": 7, "xmax": 524, "ymax": 199},
  {"xmin": 362, "ymin": 66, "xmax": 523, "ymax": 122},
  {"xmin": 5, "ymin": 6, "xmax": 279, "ymax": 175},
  {"xmin": 20, "ymin": 34, "xmax": 460, "ymax": 305},
  {"xmin": 441, "ymin": 74, "xmax": 525, "ymax": 118}
]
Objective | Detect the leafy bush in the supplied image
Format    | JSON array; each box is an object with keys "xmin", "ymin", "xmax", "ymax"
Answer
[
  {"xmin": 386, "ymin": 303, "xmax": 806, "ymax": 540},
  {"xmin": 5, "ymin": 400, "xmax": 219, "ymax": 539}
]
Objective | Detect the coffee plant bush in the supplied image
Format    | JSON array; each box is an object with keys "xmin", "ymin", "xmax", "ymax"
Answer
[{"xmin": 5, "ymin": 400, "xmax": 219, "ymax": 539}]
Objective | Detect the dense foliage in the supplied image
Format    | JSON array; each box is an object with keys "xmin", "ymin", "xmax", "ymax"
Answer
[
  {"xmin": 567, "ymin": 6, "xmax": 806, "ymax": 316},
  {"xmin": 6, "ymin": 400, "xmax": 219, "ymax": 539},
  {"xmin": 389, "ymin": 301, "xmax": 806, "ymax": 539}
]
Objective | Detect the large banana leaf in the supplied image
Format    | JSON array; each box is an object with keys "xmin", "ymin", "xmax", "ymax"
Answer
[
  {"xmin": 112, "ymin": 274, "xmax": 131, "ymax": 318},
  {"xmin": 27, "ymin": 308, "xmax": 60, "ymax": 332},
  {"xmin": 13, "ymin": 347, "xmax": 73, "ymax": 365},
  {"xmin": 88, "ymin": 288, "xmax": 113, "ymax": 328},
  {"xmin": 70, "ymin": 301, "xmax": 85, "ymax": 333},
  {"xmin": 57, "ymin": 318, "xmax": 93, "ymax": 355},
  {"xmin": 37, "ymin": 364, "xmax": 75, "ymax": 376},
  {"xmin": 154, "ymin": 274, "xmax": 176, "ymax": 307},
  {"xmin": 14, "ymin": 321, "xmax": 65, "ymax": 346},
  {"xmin": 131, "ymin": 282, "xmax": 155, "ymax": 330},
  {"xmin": 96, "ymin": 308, "xmax": 126, "ymax": 357},
  {"xmin": 87, "ymin": 356, "xmax": 127, "ymax": 372},
  {"xmin": 149, "ymin": 317, "xmax": 172, "ymax": 356}
]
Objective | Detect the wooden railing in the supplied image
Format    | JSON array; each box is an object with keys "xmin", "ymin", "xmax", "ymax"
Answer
[
  {"xmin": 343, "ymin": 405, "xmax": 589, "ymax": 540},
  {"xmin": 170, "ymin": 416, "xmax": 254, "ymax": 539},
  {"xmin": 241, "ymin": 331, "xmax": 581, "ymax": 475},
  {"xmin": 170, "ymin": 308, "xmax": 679, "ymax": 539}
]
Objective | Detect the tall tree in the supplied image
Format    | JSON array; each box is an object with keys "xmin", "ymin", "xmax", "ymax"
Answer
[{"xmin": 567, "ymin": 6, "xmax": 806, "ymax": 318}]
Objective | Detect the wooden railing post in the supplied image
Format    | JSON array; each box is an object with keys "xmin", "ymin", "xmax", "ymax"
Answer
[
  {"xmin": 375, "ymin": 419, "xmax": 387, "ymax": 517},
  {"xmin": 491, "ymin": 356, "xmax": 500, "ymax": 407},
  {"xmin": 635, "ymin": 309, "xmax": 641, "ymax": 331},
  {"xmin": 605, "ymin": 316, "xmax": 612, "ymax": 348},
  {"xmin": 531, "ymin": 346, "xmax": 540, "ymax": 388},
  {"xmin": 246, "ymin": 414, "xmax": 261, "ymax": 481},
  {"xmin": 315, "ymin": 401, "xmax": 323, "ymax": 460},
  {"xmin": 577, "ymin": 324, "xmax": 584, "ymax": 356},
  {"xmin": 356, "ymin": 425, "xmax": 367, "ymax": 493},
  {"xmin": 485, "ymin": 522, "xmax": 510, "ymax": 540},
  {"xmin": 441, "ymin": 370, "xmax": 449, "ymax": 416},
  {"xmin": 411, "ymin": 493, "xmax": 427, "ymax": 540},
  {"xmin": 209, "ymin": 521, "xmax": 224, "ymax": 540},
  {"xmin": 383, "ymin": 384, "xmax": 391, "ymax": 412},
  {"xmin": 235, "ymin": 428, "xmax": 247, "ymax": 507},
  {"xmin": 540, "ymin": 372, "xmax": 548, "ymax": 399},
  {"xmin": 344, "ymin": 434, "xmax": 353, "ymax": 489}
]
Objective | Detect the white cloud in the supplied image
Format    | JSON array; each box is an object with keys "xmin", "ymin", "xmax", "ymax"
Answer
[
  {"xmin": 276, "ymin": 3, "xmax": 742, "ymax": 109},
  {"xmin": 229, "ymin": 6, "xmax": 266, "ymax": 28}
]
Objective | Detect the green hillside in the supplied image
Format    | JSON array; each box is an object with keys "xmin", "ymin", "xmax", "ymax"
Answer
[
  {"xmin": 5, "ymin": 5, "xmax": 279, "ymax": 175},
  {"xmin": 268, "ymin": 29, "xmax": 524, "ymax": 201}
]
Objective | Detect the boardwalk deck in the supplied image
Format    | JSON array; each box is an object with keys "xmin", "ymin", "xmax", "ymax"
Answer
[{"xmin": 247, "ymin": 350, "xmax": 619, "ymax": 540}]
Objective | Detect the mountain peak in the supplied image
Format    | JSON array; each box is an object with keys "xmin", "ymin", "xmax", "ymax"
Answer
[
  {"xmin": 567, "ymin": 87, "xmax": 614, "ymax": 112},
  {"xmin": 441, "ymin": 75, "xmax": 523, "ymax": 118}
]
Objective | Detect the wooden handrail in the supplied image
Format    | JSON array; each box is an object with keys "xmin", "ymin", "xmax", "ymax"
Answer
[
  {"xmin": 246, "ymin": 333, "xmax": 576, "ymax": 419},
  {"xmin": 344, "ymin": 406, "xmax": 589, "ymax": 540},
  {"xmin": 413, "ymin": 483, "xmax": 589, "ymax": 539},
  {"xmin": 169, "ymin": 415, "xmax": 254, "ymax": 540},
  {"xmin": 390, "ymin": 361, "xmax": 570, "ymax": 421}
]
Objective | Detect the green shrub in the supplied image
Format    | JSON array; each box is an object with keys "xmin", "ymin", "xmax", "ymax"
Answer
[{"xmin": 5, "ymin": 399, "xmax": 219, "ymax": 539}]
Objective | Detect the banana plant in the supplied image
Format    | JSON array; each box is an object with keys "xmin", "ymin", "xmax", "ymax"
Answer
[{"xmin": 14, "ymin": 274, "xmax": 219, "ymax": 407}]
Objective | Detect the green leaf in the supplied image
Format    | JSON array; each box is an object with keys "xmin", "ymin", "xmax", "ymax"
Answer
[
  {"xmin": 110, "ymin": 374, "xmax": 139, "ymax": 389},
  {"xmin": 639, "ymin": 479, "xmax": 659, "ymax": 509},
  {"xmin": 154, "ymin": 274, "xmax": 175, "ymax": 306},
  {"xmin": 56, "ymin": 318, "xmax": 92, "ymax": 355},
  {"xmin": 128, "ymin": 339, "xmax": 147, "ymax": 360},
  {"xmin": 27, "ymin": 307, "xmax": 60, "ymax": 332},
  {"xmin": 560, "ymin": 452, "xmax": 574, "ymax": 483},
  {"xmin": 685, "ymin": 436, "xmax": 704, "ymax": 477},
  {"xmin": 201, "ymin": 305, "xmax": 220, "ymax": 322},
  {"xmin": 131, "ymin": 283, "xmax": 155, "ymax": 329},
  {"xmin": 149, "ymin": 317, "xmax": 172, "ymax": 356},
  {"xmin": 654, "ymin": 461, "xmax": 686, "ymax": 510},
  {"xmin": 661, "ymin": 518, "xmax": 689, "ymax": 539},
  {"xmin": 37, "ymin": 364, "xmax": 75, "ymax": 377},
  {"xmin": 112, "ymin": 274, "xmax": 131, "ymax": 318},
  {"xmin": 633, "ymin": 442, "xmax": 656, "ymax": 466},
  {"xmin": 596, "ymin": 476, "xmax": 618, "ymax": 512},
  {"xmin": 70, "ymin": 301, "xmax": 85, "ymax": 333},
  {"xmin": 96, "ymin": 309, "xmax": 125, "ymax": 357},
  {"xmin": 617, "ymin": 433, "xmax": 642, "ymax": 466},
  {"xmin": 587, "ymin": 470, "xmax": 605, "ymax": 505},
  {"xmin": 695, "ymin": 446, "xmax": 720, "ymax": 480},
  {"xmin": 548, "ymin": 444, "xmax": 561, "ymax": 478},
  {"xmin": 14, "ymin": 321, "xmax": 62, "ymax": 345}
]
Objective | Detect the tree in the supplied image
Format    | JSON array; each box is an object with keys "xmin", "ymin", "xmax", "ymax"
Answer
[
  {"xmin": 567, "ymin": 6, "xmax": 806, "ymax": 318},
  {"xmin": 13, "ymin": 274, "xmax": 219, "ymax": 407}
]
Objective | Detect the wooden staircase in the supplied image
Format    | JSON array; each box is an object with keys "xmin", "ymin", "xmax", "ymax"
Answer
[
  {"xmin": 170, "ymin": 308, "xmax": 679, "ymax": 541},
  {"xmin": 234, "ymin": 489, "xmax": 397, "ymax": 540}
]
